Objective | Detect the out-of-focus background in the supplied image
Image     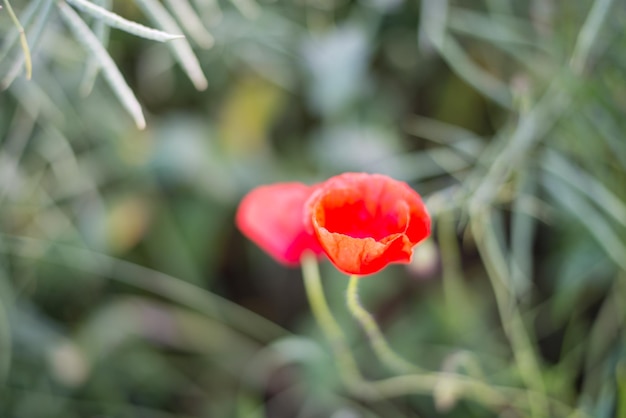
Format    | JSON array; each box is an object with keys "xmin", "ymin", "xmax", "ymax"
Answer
[{"xmin": 1, "ymin": 0, "xmax": 625, "ymax": 417}]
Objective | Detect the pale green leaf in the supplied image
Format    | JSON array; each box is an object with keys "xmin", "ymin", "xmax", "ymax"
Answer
[
  {"xmin": 66, "ymin": 0, "xmax": 184, "ymax": 42},
  {"xmin": 164, "ymin": 0, "xmax": 214, "ymax": 49},
  {"xmin": 134, "ymin": 0, "xmax": 208, "ymax": 90},
  {"xmin": 57, "ymin": 2, "xmax": 146, "ymax": 129}
]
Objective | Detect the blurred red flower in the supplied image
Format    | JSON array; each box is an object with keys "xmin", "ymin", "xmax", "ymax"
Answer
[
  {"xmin": 236, "ymin": 182, "xmax": 323, "ymax": 266},
  {"xmin": 305, "ymin": 173, "xmax": 430, "ymax": 275}
]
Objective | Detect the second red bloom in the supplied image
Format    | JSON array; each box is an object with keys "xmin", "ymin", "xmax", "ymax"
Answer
[{"xmin": 236, "ymin": 182, "xmax": 323, "ymax": 266}]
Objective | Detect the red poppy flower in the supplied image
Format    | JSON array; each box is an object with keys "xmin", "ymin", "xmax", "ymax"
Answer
[
  {"xmin": 236, "ymin": 182, "xmax": 323, "ymax": 266},
  {"xmin": 305, "ymin": 173, "xmax": 430, "ymax": 275}
]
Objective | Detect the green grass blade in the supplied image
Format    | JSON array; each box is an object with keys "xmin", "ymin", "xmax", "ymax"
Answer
[
  {"xmin": 543, "ymin": 173, "xmax": 626, "ymax": 272},
  {"xmin": 79, "ymin": 0, "xmax": 111, "ymax": 96},
  {"xmin": 585, "ymin": 103, "xmax": 626, "ymax": 169},
  {"xmin": 163, "ymin": 0, "xmax": 214, "ymax": 49},
  {"xmin": 469, "ymin": 81, "xmax": 569, "ymax": 211},
  {"xmin": 0, "ymin": 0, "xmax": 41, "ymax": 66},
  {"xmin": 418, "ymin": 0, "xmax": 448, "ymax": 52},
  {"xmin": 66, "ymin": 0, "xmax": 184, "ymax": 42},
  {"xmin": 404, "ymin": 115, "xmax": 485, "ymax": 158},
  {"xmin": 0, "ymin": 292, "xmax": 10, "ymax": 386},
  {"xmin": 510, "ymin": 172, "xmax": 536, "ymax": 297},
  {"xmin": 543, "ymin": 150, "xmax": 626, "ymax": 228},
  {"xmin": 1, "ymin": 0, "xmax": 52, "ymax": 89},
  {"xmin": 448, "ymin": 8, "xmax": 542, "ymax": 47},
  {"xmin": 472, "ymin": 210, "xmax": 548, "ymax": 417},
  {"xmin": 0, "ymin": 234, "xmax": 288, "ymax": 342},
  {"xmin": 134, "ymin": 0, "xmax": 208, "ymax": 90},
  {"xmin": 57, "ymin": 2, "xmax": 146, "ymax": 129},
  {"xmin": 1, "ymin": 0, "xmax": 32, "ymax": 80},
  {"xmin": 191, "ymin": 0, "xmax": 222, "ymax": 24},
  {"xmin": 229, "ymin": 0, "xmax": 260, "ymax": 19},
  {"xmin": 570, "ymin": 0, "xmax": 616, "ymax": 74},
  {"xmin": 437, "ymin": 35, "xmax": 513, "ymax": 109}
]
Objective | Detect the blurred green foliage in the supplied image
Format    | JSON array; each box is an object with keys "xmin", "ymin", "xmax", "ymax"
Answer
[{"xmin": 1, "ymin": 0, "xmax": 626, "ymax": 417}]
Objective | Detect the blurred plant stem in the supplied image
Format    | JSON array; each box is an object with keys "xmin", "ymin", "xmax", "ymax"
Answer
[
  {"xmin": 2, "ymin": 0, "xmax": 32, "ymax": 80},
  {"xmin": 345, "ymin": 274, "xmax": 421, "ymax": 374},
  {"xmin": 471, "ymin": 210, "xmax": 548, "ymax": 418},
  {"xmin": 0, "ymin": 234, "xmax": 288, "ymax": 342},
  {"xmin": 0, "ymin": 295, "xmax": 10, "ymax": 386},
  {"xmin": 438, "ymin": 211, "xmax": 470, "ymax": 324},
  {"xmin": 300, "ymin": 254, "xmax": 582, "ymax": 416},
  {"xmin": 300, "ymin": 253, "xmax": 364, "ymax": 392},
  {"xmin": 569, "ymin": 0, "xmax": 615, "ymax": 75}
]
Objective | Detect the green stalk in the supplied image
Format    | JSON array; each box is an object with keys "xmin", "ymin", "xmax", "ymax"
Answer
[
  {"xmin": 346, "ymin": 274, "xmax": 420, "ymax": 374},
  {"xmin": 300, "ymin": 253, "xmax": 365, "ymax": 394}
]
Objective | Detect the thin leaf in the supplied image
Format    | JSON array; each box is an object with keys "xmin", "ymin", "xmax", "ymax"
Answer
[
  {"xmin": 404, "ymin": 115, "xmax": 485, "ymax": 158},
  {"xmin": 585, "ymin": 103, "xmax": 626, "ymax": 170},
  {"xmin": 582, "ymin": 284, "xmax": 623, "ymax": 385},
  {"xmin": 134, "ymin": 0, "xmax": 208, "ymax": 90},
  {"xmin": 468, "ymin": 80, "xmax": 570, "ymax": 211},
  {"xmin": 448, "ymin": 8, "xmax": 543, "ymax": 48},
  {"xmin": 0, "ymin": 234, "xmax": 288, "ymax": 342},
  {"xmin": 418, "ymin": 0, "xmax": 448, "ymax": 53},
  {"xmin": 510, "ymin": 171, "xmax": 536, "ymax": 297},
  {"xmin": 191, "ymin": 0, "xmax": 222, "ymax": 25},
  {"xmin": 0, "ymin": 109, "xmax": 36, "ymax": 203},
  {"xmin": 66, "ymin": 0, "xmax": 184, "ymax": 42},
  {"xmin": 164, "ymin": 0, "xmax": 214, "ymax": 49},
  {"xmin": 543, "ymin": 173, "xmax": 626, "ymax": 272},
  {"xmin": 446, "ymin": 8, "xmax": 556, "ymax": 76},
  {"xmin": 371, "ymin": 146, "xmax": 474, "ymax": 182},
  {"xmin": 79, "ymin": 0, "xmax": 112, "ymax": 96},
  {"xmin": 57, "ymin": 2, "xmax": 146, "ymax": 129},
  {"xmin": 74, "ymin": 297, "xmax": 260, "ymax": 367},
  {"xmin": 438, "ymin": 35, "xmax": 513, "ymax": 109},
  {"xmin": 543, "ymin": 150, "xmax": 626, "ymax": 228},
  {"xmin": 0, "ymin": 0, "xmax": 41, "ymax": 65},
  {"xmin": 1, "ymin": 0, "xmax": 51, "ymax": 89},
  {"xmin": 1, "ymin": 0, "xmax": 32, "ymax": 80},
  {"xmin": 569, "ymin": 0, "xmax": 616, "ymax": 74},
  {"xmin": 471, "ymin": 210, "xmax": 549, "ymax": 416},
  {"xmin": 0, "ymin": 288, "xmax": 10, "ymax": 386},
  {"xmin": 229, "ymin": 0, "xmax": 260, "ymax": 20},
  {"xmin": 618, "ymin": 361, "xmax": 626, "ymax": 418},
  {"xmin": 486, "ymin": 0, "xmax": 515, "ymax": 14},
  {"xmin": 9, "ymin": 76, "xmax": 65, "ymax": 125}
]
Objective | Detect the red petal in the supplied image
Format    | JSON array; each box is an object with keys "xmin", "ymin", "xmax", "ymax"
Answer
[
  {"xmin": 307, "ymin": 173, "xmax": 430, "ymax": 275},
  {"xmin": 236, "ymin": 183, "xmax": 323, "ymax": 266},
  {"xmin": 315, "ymin": 229, "xmax": 412, "ymax": 275}
]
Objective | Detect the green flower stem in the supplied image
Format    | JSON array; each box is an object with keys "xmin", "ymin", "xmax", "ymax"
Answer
[
  {"xmin": 346, "ymin": 274, "xmax": 421, "ymax": 374},
  {"xmin": 300, "ymin": 253, "xmax": 365, "ymax": 394},
  {"xmin": 300, "ymin": 254, "xmax": 551, "ymax": 415},
  {"xmin": 299, "ymin": 254, "xmax": 587, "ymax": 417}
]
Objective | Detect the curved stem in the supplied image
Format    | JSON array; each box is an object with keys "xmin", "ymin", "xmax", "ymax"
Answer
[
  {"xmin": 471, "ymin": 211, "xmax": 548, "ymax": 418},
  {"xmin": 361, "ymin": 373, "xmax": 583, "ymax": 417},
  {"xmin": 300, "ymin": 253, "xmax": 365, "ymax": 394},
  {"xmin": 346, "ymin": 274, "xmax": 420, "ymax": 374},
  {"xmin": 299, "ymin": 255, "xmax": 584, "ymax": 417}
]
